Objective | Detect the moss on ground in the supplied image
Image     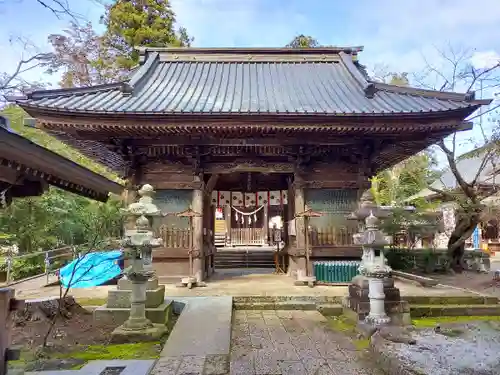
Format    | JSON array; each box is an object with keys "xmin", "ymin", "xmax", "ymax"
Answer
[
  {"xmin": 412, "ymin": 315, "xmax": 500, "ymax": 328},
  {"xmin": 328, "ymin": 315, "xmax": 370, "ymax": 351},
  {"xmin": 59, "ymin": 342, "xmax": 162, "ymax": 361},
  {"xmin": 328, "ymin": 315, "xmax": 357, "ymax": 334},
  {"xmin": 76, "ymin": 297, "xmax": 107, "ymax": 306}
]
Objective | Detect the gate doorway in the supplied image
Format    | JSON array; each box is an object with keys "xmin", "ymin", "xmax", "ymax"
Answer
[{"xmin": 208, "ymin": 172, "xmax": 290, "ymax": 272}]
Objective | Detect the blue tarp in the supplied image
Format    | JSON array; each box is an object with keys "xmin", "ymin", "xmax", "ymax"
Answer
[{"xmin": 59, "ymin": 250, "xmax": 123, "ymax": 288}]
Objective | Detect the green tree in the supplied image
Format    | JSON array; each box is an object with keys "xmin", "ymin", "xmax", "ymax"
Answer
[
  {"xmin": 100, "ymin": 0, "xmax": 193, "ymax": 69},
  {"xmin": 0, "ymin": 106, "xmax": 123, "ymax": 254},
  {"xmin": 286, "ymin": 35, "xmax": 320, "ymax": 48}
]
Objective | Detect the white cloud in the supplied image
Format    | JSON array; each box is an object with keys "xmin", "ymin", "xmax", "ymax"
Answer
[{"xmin": 471, "ymin": 50, "xmax": 500, "ymax": 69}]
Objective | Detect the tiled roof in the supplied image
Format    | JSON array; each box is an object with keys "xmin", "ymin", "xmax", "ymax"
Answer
[{"xmin": 15, "ymin": 47, "xmax": 489, "ymax": 115}]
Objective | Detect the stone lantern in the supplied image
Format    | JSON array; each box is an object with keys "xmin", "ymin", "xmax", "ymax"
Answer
[
  {"xmin": 111, "ymin": 184, "xmax": 166, "ymax": 341},
  {"xmin": 345, "ymin": 190, "xmax": 409, "ymax": 326}
]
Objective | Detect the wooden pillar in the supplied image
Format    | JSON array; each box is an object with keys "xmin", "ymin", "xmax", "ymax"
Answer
[
  {"xmin": 225, "ymin": 205, "xmax": 231, "ymax": 246},
  {"xmin": 192, "ymin": 177, "xmax": 204, "ymax": 282},
  {"xmin": 288, "ymin": 173, "xmax": 307, "ymax": 279},
  {"xmin": 1, "ymin": 289, "xmax": 23, "ymax": 375},
  {"xmin": 263, "ymin": 205, "xmax": 269, "ymax": 245}
]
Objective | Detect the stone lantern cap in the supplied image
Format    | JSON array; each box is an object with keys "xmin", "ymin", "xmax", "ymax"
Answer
[{"xmin": 122, "ymin": 184, "xmax": 162, "ymax": 217}]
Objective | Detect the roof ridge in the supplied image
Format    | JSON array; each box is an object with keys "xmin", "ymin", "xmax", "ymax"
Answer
[
  {"xmin": 126, "ymin": 52, "xmax": 159, "ymax": 95},
  {"xmin": 338, "ymin": 51, "xmax": 375, "ymax": 98},
  {"xmin": 136, "ymin": 46, "xmax": 364, "ymax": 55},
  {"xmin": 369, "ymin": 82, "xmax": 492, "ymax": 103}
]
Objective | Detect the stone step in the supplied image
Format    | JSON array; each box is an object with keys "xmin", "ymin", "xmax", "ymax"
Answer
[
  {"xmin": 403, "ymin": 295, "xmax": 499, "ymax": 306},
  {"xmin": 232, "ymin": 295, "xmax": 343, "ymax": 304},
  {"xmin": 93, "ymin": 301, "xmax": 172, "ymax": 325},
  {"xmin": 411, "ymin": 304, "xmax": 500, "ymax": 318},
  {"xmin": 234, "ymin": 301, "xmax": 317, "ymax": 310},
  {"xmin": 316, "ymin": 303, "xmax": 343, "ymax": 316}
]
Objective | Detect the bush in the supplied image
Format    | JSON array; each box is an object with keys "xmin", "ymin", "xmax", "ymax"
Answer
[
  {"xmin": 385, "ymin": 248, "xmax": 450, "ymax": 273},
  {"xmin": 0, "ymin": 256, "xmax": 45, "ymax": 281}
]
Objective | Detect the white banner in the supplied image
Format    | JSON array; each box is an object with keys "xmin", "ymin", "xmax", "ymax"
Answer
[{"xmin": 211, "ymin": 191, "xmax": 288, "ymax": 206}]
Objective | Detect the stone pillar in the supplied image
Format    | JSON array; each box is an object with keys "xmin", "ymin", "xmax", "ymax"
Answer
[
  {"xmin": 192, "ymin": 184, "xmax": 204, "ymax": 282},
  {"xmin": 1, "ymin": 289, "xmax": 23, "ymax": 375}
]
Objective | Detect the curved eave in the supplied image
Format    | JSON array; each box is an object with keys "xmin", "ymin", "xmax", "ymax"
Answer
[
  {"xmin": 0, "ymin": 128, "xmax": 124, "ymax": 201},
  {"xmin": 16, "ymin": 101, "xmax": 483, "ymax": 120}
]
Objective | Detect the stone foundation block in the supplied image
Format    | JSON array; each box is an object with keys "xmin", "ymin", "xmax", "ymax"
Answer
[
  {"xmin": 110, "ymin": 323, "xmax": 167, "ymax": 343},
  {"xmin": 342, "ymin": 296, "xmax": 411, "ymax": 325},
  {"xmin": 106, "ymin": 285, "xmax": 165, "ymax": 308},
  {"xmin": 93, "ymin": 301, "xmax": 172, "ymax": 326},
  {"xmin": 117, "ymin": 277, "xmax": 159, "ymax": 291}
]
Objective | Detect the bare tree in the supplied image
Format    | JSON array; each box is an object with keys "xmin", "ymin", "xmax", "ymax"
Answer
[
  {"xmin": 0, "ymin": 38, "xmax": 54, "ymax": 103},
  {"xmin": 418, "ymin": 45, "xmax": 500, "ymax": 270},
  {"xmin": 34, "ymin": 0, "xmax": 82, "ymax": 21}
]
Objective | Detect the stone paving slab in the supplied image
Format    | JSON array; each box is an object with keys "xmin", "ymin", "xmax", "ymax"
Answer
[
  {"xmin": 161, "ymin": 297, "xmax": 233, "ymax": 356},
  {"xmin": 229, "ymin": 310, "xmax": 382, "ymax": 375},
  {"xmin": 24, "ymin": 360, "xmax": 155, "ymax": 375}
]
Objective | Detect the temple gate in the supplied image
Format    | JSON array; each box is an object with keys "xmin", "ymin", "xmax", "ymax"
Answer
[{"xmin": 12, "ymin": 46, "xmax": 489, "ymax": 283}]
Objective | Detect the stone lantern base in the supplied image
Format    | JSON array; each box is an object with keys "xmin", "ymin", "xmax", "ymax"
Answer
[
  {"xmin": 111, "ymin": 323, "xmax": 167, "ymax": 343},
  {"xmin": 342, "ymin": 275, "xmax": 411, "ymax": 325},
  {"xmin": 93, "ymin": 277, "xmax": 171, "ymax": 326}
]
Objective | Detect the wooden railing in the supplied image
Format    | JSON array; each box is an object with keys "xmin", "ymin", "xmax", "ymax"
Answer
[
  {"xmin": 308, "ymin": 227, "xmax": 356, "ymax": 246},
  {"xmin": 157, "ymin": 226, "xmax": 192, "ymax": 248},
  {"xmin": 230, "ymin": 228, "xmax": 266, "ymax": 246}
]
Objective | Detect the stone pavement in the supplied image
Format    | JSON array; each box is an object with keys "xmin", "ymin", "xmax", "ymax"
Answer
[
  {"xmin": 152, "ymin": 297, "xmax": 232, "ymax": 375},
  {"xmin": 10, "ymin": 270, "xmax": 479, "ymax": 301},
  {"xmin": 230, "ymin": 310, "xmax": 381, "ymax": 375}
]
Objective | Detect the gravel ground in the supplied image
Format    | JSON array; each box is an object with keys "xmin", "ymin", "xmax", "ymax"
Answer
[{"xmin": 383, "ymin": 321, "xmax": 500, "ymax": 375}]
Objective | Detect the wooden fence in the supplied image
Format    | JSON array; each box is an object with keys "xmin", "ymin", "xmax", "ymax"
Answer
[
  {"xmin": 308, "ymin": 227, "xmax": 356, "ymax": 246},
  {"xmin": 157, "ymin": 226, "xmax": 192, "ymax": 248},
  {"xmin": 230, "ymin": 228, "xmax": 266, "ymax": 246}
]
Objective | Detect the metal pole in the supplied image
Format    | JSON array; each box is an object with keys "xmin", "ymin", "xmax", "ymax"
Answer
[
  {"xmin": 304, "ymin": 217, "xmax": 310, "ymax": 277},
  {"xmin": 5, "ymin": 252, "xmax": 12, "ymax": 285},
  {"xmin": 44, "ymin": 251, "xmax": 50, "ymax": 285}
]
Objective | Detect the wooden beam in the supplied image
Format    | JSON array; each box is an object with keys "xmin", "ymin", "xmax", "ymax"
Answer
[
  {"xmin": 205, "ymin": 174, "xmax": 219, "ymax": 194},
  {"xmin": 128, "ymin": 136, "xmax": 361, "ymax": 146},
  {"xmin": 204, "ymin": 161, "xmax": 294, "ymax": 174}
]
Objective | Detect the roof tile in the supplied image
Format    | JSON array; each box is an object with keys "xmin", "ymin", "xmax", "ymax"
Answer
[{"xmin": 17, "ymin": 50, "xmax": 485, "ymax": 115}]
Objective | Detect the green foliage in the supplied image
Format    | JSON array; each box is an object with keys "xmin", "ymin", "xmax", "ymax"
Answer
[
  {"xmin": 0, "ymin": 106, "xmax": 124, "ymax": 256},
  {"xmin": 101, "ymin": 0, "xmax": 193, "ymax": 69},
  {"xmin": 380, "ymin": 207, "xmax": 441, "ymax": 249},
  {"xmin": 2, "ymin": 106, "xmax": 120, "ymax": 182},
  {"xmin": 371, "ymin": 152, "xmax": 439, "ymax": 207},
  {"xmin": 286, "ymin": 35, "xmax": 320, "ymax": 48},
  {"xmin": 385, "ymin": 248, "xmax": 451, "ymax": 273}
]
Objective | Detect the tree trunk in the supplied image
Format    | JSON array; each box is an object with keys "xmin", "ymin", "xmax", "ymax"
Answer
[{"xmin": 447, "ymin": 214, "xmax": 480, "ymax": 272}]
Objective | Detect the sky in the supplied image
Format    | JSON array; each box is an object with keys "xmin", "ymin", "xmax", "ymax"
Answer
[{"xmin": 1, "ymin": 0, "xmax": 500, "ymax": 161}]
